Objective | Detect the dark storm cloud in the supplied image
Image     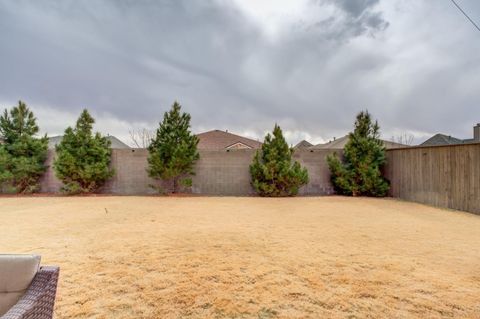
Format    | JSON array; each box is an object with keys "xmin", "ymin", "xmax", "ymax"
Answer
[
  {"xmin": 312, "ymin": 0, "xmax": 388, "ymax": 39},
  {"xmin": 0, "ymin": 0, "xmax": 260, "ymax": 120},
  {"xmin": 334, "ymin": 0, "xmax": 379, "ymax": 17},
  {"xmin": 0, "ymin": 0, "xmax": 479, "ymax": 144}
]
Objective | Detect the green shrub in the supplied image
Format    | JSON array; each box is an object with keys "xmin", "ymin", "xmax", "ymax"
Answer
[
  {"xmin": 327, "ymin": 110, "xmax": 389, "ymax": 197},
  {"xmin": 0, "ymin": 101, "xmax": 48, "ymax": 193},
  {"xmin": 250, "ymin": 124, "xmax": 309, "ymax": 196},
  {"xmin": 147, "ymin": 101, "xmax": 199, "ymax": 193},
  {"xmin": 0, "ymin": 147, "xmax": 14, "ymax": 193},
  {"xmin": 54, "ymin": 109, "xmax": 114, "ymax": 194}
]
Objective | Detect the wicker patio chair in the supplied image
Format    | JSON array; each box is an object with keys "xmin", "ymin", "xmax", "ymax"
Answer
[{"xmin": 1, "ymin": 266, "xmax": 59, "ymax": 319}]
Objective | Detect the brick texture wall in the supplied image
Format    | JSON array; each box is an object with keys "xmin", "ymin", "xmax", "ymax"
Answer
[{"xmin": 39, "ymin": 148, "xmax": 339, "ymax": 195}]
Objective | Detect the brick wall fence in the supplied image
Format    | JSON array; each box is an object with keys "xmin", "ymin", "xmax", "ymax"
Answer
[
  {"xmin": 40, "ymin": 148, "xmax": 339, "ymax": 195},
  {"xmin": 39, "ymin": 144, "xmax": 480, "ymax": 214}
]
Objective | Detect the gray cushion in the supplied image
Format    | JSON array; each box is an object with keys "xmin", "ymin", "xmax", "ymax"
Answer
[{"xmin": 0, "ymin": 254, "xmax": 41, "ymax": 316}]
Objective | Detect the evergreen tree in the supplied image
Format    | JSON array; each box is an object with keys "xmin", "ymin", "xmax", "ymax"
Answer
[
  {"xmin": 0, "ymin": 101, "xmax": 48, "ymax": 193},
  {"xmin": 0, "ymin": 147, "xmax": 13, "ymax": 192},
  {"xmin": 327, "ymin": 110, "xmax": 389, "ymax": 197},
  {"xmin": 250, "ymin": 124, "xmax": 309, "ymax": 196},
  {"xmin": 147, "ymin": 101, "xmax": 199, "ymax": 193},
  {"xmin": 54, "ymin": 109, "xmax": 114, "ymax": 194}
]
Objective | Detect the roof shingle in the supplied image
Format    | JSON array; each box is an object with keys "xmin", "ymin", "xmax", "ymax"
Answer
[
  {"xmin": 309, "ymin": 135, "xmax": 406, "ymax": 150},
  {"xmin": 196, "ymin": 130, "xmax": 262, "ymax": 150},
  {"xmin": 421, "ymin": 134, "xmax": 469, "ymax": 146}
]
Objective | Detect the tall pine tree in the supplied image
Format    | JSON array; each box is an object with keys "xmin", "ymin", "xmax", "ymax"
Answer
[
  {"xmin": 0, "ymin": 147, "xmax": 13, "ymax": 192},
  {"xmin": 0, "ymin": 101, "xmax": 48, "ymax": 193},
  {"xmin": 327, "ymin": 110, "xmax": 389, "ymax": 197},
  {"xmin": 147, "ymin": 101, "xmax": 199, "ymax": 193},
  {"xmin": 250, "ymin": 124, "xmax": 309, "ymax": 196},
  {"xmin": 54, "ymin": 109, "xmax": 114, "ymax": 194}
]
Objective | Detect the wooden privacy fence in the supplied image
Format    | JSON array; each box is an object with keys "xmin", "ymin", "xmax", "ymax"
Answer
[{"xmin": 385, "ymin": 143, "xmax": 480, "ymax": 214}]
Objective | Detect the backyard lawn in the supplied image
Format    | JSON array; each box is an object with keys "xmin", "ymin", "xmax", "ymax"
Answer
[{"xmin": 0, "ymin": 196, "xmax": 479, "ymax": 318}]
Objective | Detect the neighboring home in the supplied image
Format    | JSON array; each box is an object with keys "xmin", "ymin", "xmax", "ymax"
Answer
[
  {"xmin": 310, "ymin": 135, "xmax": 406, "ymax": 150},
  {"xmin": 421, "ymin": 124, "xmax": 480, "ymax": 146},
  {"xmin": 48, "ymin": 135, "xmax": 130, "ymax": 149},
  {"xmin": 293, "ymin": 140, "xmax": 313, "ymax": 150},
  {"xmin": 196, "ymin": 130, "xmax": 262, "ymax": 150}
]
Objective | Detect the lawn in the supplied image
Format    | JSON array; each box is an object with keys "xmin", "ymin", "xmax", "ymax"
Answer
[{"xmin": 1, "ymin": 196, "xmax": 479, "ymax": 318}]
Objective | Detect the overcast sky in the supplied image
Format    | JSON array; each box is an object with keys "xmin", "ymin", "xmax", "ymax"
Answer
[{"xmin": 1, "ymin": 0, "xmax": 479, "ymax": 146}]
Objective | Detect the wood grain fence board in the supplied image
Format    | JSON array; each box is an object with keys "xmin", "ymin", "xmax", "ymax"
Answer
[{"xmin": 385, "ymin": 143, "xmax": 480, "ymax": 214}]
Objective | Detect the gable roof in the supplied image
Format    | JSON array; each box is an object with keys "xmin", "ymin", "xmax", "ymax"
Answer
[
  {"xmin": 310, "ymin": 135, "xmax": 406, "ymax": 150},
  {"xmin": 293, "ymin": 140, "xmax": 313, "ymax": 149},
  {"xmin": 420, "ymin": 134, "xmax": 467, "ymax": 146},
  {"xmin": 196, "ymin": 130, "xmax": 262, "ymax": 150},
  {"xmin": 310, "ymin": 136, "xmax": 349, "ymax": 150},
  {"xmin": 48, "ymin": 135, "xmax": 130, "ymax": 149},
  {"xmin": 107, "ymin": 136, "xmax": 131, "ymax": 149}
]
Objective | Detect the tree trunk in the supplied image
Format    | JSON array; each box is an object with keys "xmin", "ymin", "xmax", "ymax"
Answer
[{"xmin": 172, "ymin": 177, "xmax": 177, "ymax": 194}]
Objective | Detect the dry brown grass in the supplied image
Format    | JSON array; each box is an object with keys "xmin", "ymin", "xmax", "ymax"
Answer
[{"xmin": 1, "ymin": 196, "xmax": 480, "ymax": 318}]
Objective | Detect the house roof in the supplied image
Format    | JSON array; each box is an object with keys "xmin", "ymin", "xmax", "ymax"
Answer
[
  {"xmin": 309, "ymin": 135, "xmax": 407, "ymax": 150},
  {"xmin": 48, "ymin": 135, "xmax": 130, "ymax": 149},
  {"xmin": 196, "ymin": 130, "xmax": 262, "ymax": 150},
  {"xmin": 293, "ymin": 140, "xmax": 313, "ymax": 149},
  {"xmin": 310, "ymin": 136, "xmax": 349, "ymax": 150},
  {"xmin": 420, "ymin": 134, "xmax": 468, "ymax": 146}
]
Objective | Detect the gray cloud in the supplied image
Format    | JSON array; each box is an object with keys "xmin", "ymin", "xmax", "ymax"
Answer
[
  {"xmin": 0, "ymin": 0, "xmax": 479, "ymax": 145},
  {"xmin": 312, "ymin": 0, "xmax": 388, "ymax": 39},
  {"xmin": 334, "ymin": 0, "xmax": 379, "ymax": 17}
]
